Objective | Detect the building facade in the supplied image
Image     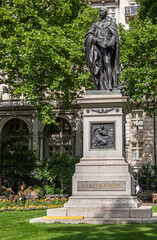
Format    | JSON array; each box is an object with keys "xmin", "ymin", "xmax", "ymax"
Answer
[{"xmin": 89, "ymin": 0, "xmax": 139, "ymax": 29}]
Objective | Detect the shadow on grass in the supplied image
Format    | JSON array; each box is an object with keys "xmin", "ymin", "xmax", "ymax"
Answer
[{"xmin": 40, "ymin": 223, "xmax": 157, "ymax": 240}]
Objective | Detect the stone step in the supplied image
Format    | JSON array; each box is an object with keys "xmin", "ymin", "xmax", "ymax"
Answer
[
  {"xmin": 75, "ymin": 165, "xmax": 130, "ymax": 173},
  {"xmin": 73, "ymin": 172, "xmax": 131, "ymax": 176},
  {"xmin": 64, "ymin": 195, "xmax": 140, "ymax": 208},
  {"xmin": 79, "ymin": 158, "xmax": 127, "ymax": 163},
  {"xmin": 30, "ymin": 212, "xmax": 157, "ymax": 224},
  {"xmin": 67, "ymin": 195, "xmax": 136, "ymax": 199},
  {"xmin": 47, "ymin": 206, "xmax": 152, "ymax": 219}
]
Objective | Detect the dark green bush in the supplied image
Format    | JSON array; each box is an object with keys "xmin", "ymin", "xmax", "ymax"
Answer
[
  {"xmin": 134, "ymin": 163, "xmax": 157, "ymax": 191},
  {"xmin": 34, "ymin": 153, "xmax": 80, "ymax": 196}
]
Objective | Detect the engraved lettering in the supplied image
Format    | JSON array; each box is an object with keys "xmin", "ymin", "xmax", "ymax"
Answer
[{"xmin": 77, "ymin": 181, "xmax": 126, "ymax": 191}]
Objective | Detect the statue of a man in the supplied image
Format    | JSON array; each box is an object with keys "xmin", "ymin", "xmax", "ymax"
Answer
[{"xmin": 84, "ymin": 8, "xmax": 121, "ymax": 90}]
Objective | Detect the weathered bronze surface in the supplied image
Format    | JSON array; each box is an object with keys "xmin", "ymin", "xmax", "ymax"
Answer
[
  {"xmin": 91, "ymin": 122, "xmax": 115, "ymax": 149},
  {"xmin": 84, "ymin": 8, "xmax": 121, "ymax": 91}
]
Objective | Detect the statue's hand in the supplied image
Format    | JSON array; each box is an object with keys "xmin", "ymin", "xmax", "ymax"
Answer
[{"xmin": 105, "ymin": 42, "xmax": 115, "ymax": 49}]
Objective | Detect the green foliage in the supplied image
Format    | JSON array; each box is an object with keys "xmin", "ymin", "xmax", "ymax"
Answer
[
  {"xmin": 137, "ymin": 0, "xmax": 157, "ymax": 24},
  {"xmin": 134, "ymin": 163, "xmax": 157, "ymax": 191},
  {"xmin": 2, "ymin": 130, "xmax": 37, "ymax": 191},
  {"xmin": 34, "ymin": 153, "xmax": 80, "ymax": 195},
  {"xmin": 31, "ymin": 185, "xmax": 45, "ymax": 198},
  {"xmin": 119, "ymin": 17, "xmax": 157, "ymax": 116},
  {"xmin": 0, "ymin": 0, "xmax": 98, "ymax": 124}
]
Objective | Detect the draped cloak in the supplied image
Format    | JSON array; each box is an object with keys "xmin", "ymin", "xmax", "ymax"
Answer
[{"xmin": 84, "ymin": 18, "xmax": 120, "ymax": 90}]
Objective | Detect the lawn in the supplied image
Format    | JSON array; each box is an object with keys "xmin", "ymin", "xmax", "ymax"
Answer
[
  {"xmin": 0, "ymin": 207, "xmax": 157, "ymax": 240},
  {"xmin": 153, "ymin": 205, "xmax": 157, "ymax": 212}
]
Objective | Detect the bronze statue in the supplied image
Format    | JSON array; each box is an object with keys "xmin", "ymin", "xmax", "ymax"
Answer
[{"xmin": 84, "ymin": 8, "xmax": 121, "ymax": 90}]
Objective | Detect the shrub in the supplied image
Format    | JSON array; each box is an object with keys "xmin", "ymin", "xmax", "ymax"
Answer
[
  {"xmin": 34, "ymin": 153, "xmax": 80, "ymax": 196},
  {"xmin": 134, "ymin": 163, "xmax": 157, "ymax": 191}
]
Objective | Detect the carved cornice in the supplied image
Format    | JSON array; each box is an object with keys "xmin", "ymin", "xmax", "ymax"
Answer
[{"xmin": 86, "ymin": 108, "xmax": 120, "ymax": 114}]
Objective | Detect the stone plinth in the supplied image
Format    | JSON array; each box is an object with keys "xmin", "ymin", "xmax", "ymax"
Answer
[
  {"xmin": 30, "ymin": 91, "xmax": 155, "ymax": 224},
  {"xmin": 64, "ymin": 91, "xmax": 137, "ymax": 210}
]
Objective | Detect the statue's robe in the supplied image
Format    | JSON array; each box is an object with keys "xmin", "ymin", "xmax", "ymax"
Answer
[{"xmin": 84, "ymin": 17, "xmax": 120, "ymax": 90}]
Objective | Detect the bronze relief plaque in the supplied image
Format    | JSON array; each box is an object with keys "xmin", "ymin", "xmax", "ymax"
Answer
[{"xmin": 91, "ymin": 123, "xmax": 115, "ymax": 149}]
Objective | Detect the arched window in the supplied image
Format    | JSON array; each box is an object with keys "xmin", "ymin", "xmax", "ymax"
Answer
[{"xmin": 2, "ymin": 118, "xmax": 29, "ymax": 139}]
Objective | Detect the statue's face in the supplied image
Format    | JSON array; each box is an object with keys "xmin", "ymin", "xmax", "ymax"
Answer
[{"xmin": 99, "ymin": 9, "xmax": 108, "ymax": 19}]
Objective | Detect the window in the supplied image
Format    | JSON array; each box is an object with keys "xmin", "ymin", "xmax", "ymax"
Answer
[
  {"xmin": 44, "ymin": 117, "xmax": 73, "ymax": 157},
  {"xmin": 131, "ymin": 112, "xmax": 144, "ymax": 129},
  {"xmin": 108, "ymin": 7, "xmax": 116, "ymax": 21},
  {"xmin": 130, "ymin": 0, "xmax": 136, "ymax": 4},
  {"xmin": 63, "ymin": 119, "xmax": 71, "ymax": 134},
  {"xmin": 2, "ymin": 119, "xmax": 29, "ymax": 135},
  {"xmin": 49, "ymin": 118, "xmax": 60, "ymax": 134},
  {"xmin": 130, "ymin": 6, "xmax": 136, "ymax": 13},
  {"xmin": 132, "ymin": 142, "xmax": 143, "ymax": 159}
]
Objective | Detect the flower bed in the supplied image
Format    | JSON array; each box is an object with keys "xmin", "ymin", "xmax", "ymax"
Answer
[{"xmin": 0, "ymin": 197, "xmax": 67, "ymax": 212}]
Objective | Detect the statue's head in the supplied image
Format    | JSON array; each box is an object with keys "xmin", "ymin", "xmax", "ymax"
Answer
[{"xmin": 99, "ymin": 7, "xmax": 108, "ymax": 19}]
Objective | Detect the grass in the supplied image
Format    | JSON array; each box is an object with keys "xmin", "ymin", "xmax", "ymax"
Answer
[
  {"xmin": 0, "ymin": 207, "xmax": 157, "ymax": 240},
  {"xmin": 152, "ymin": 205, "xmax": 157, "ymax": 212}
]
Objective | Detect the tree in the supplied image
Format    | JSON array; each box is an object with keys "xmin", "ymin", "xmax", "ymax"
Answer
[
  {"xmin": 137, "ymin": 0, "xmax": 157, "ymax": 24},
  {"xmin": 1, "ymin": 130, "xmax": 37, "ymax": 192},
  {"xmin": 134, "ymin": 163, "xmax": 157, "ymax": 191},
  {"xmin": 119, "ymin": 17, "xmax": 157, "ymax": 115},
  {"xmin": 0, "ymin": 0, "xmax": 98, "ymax": 124}
]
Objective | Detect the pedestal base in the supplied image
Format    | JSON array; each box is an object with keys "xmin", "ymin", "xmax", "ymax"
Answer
[
  {"xmin": 30, "ymin": 92, "xmax": 155, "ymax": 224},
  {"xmin": 30, "ymin": 206, "xmax": 157, "ymax": 224}
]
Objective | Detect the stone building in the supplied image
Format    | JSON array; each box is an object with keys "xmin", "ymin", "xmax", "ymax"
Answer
[
  {"xmin": 0, "ymin": 93, "xmax": 83, "ymax": 160},
  {"xmin": 89, "ymin": 0, "xmax": 139, "ymax": 29},
  {"xmin": 0, "ymin": 0, "xmax": 156, "ymax": 172},
  {"xmin": 126, "ymin": 109, "xmax": 156, "ymax": 170}
]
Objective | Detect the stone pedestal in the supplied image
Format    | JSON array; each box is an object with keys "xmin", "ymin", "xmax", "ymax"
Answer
[
  {"xmin": 65, "ymin": 91, "xmax": 139, "ymax": 210},
  {"xmin": 30, "ymin": 91, "xmax": 155, "ymax": 224}
]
